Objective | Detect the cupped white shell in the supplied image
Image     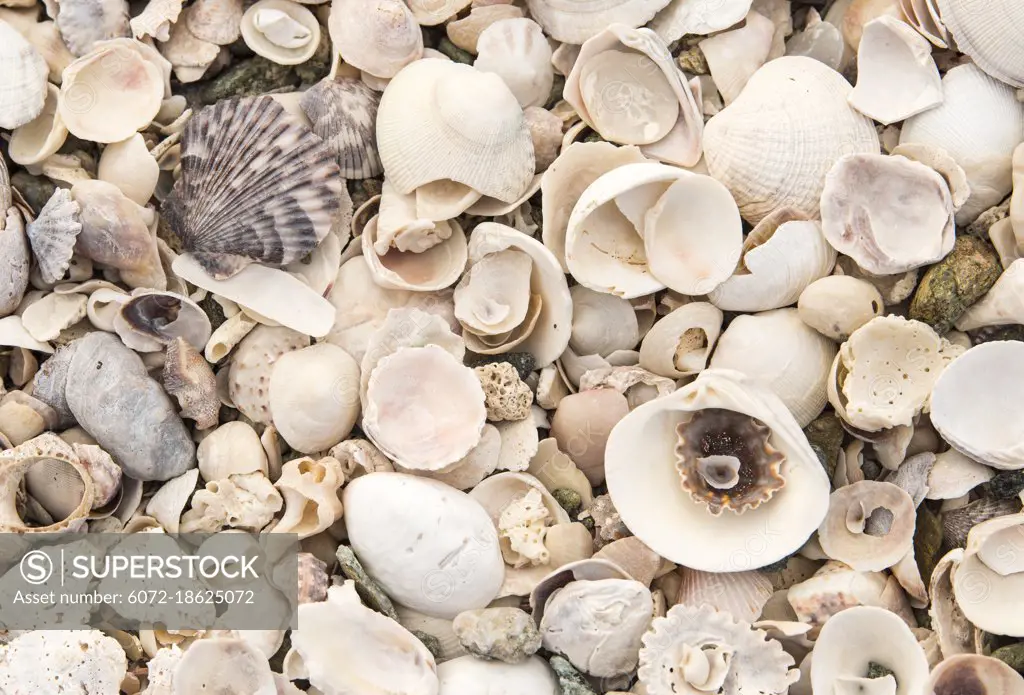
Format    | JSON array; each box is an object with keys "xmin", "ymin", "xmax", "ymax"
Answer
[
  {"xmin": 951, "ymin": 514, "xmax": 1024, "ymax": 637},
  {"xmin": 9, "ymin": 83, "xmax": 68, "ymax": 166},
  {"xmin": 817, "ymin": 480, "xmax": 917, "ymax": 571},
  {"xmin": 649, "ymin": 0, "xmax": 754, "ymax": 43},
  {"xmin": 328, "ymin": 0, "xmax": 422, "ymax": 78},
  {"xmin": 638, "ymin": 301, "xmax": 723, "ymax": 378},
  {"xmin": 437, "ymin": 656, "xmax": 557, "ymax": 695},
  {"xmin": 240, "ymin": 0, "xmax": 320, "ymax": 65},
  {"xmin": 474, "ymin": 18, "xmax": 553, "ymax": 109}
]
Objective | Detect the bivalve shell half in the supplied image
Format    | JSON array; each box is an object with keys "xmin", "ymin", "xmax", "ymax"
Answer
[
  {"xmin": 97, "ymin": 133, "xmax": 160, "ymax": 206},
  {"xmin": 952, "ymin": 514, "xmax": 1024, "ymax": 637},
  {"xmin": 9, "ymin": 84, "xmax": 68, "ymax": 166},
  {"xmin": 300, "ymin": 77, "xmax": 382, "ymax": 179},
  {"xmin": 649, "ymin": 0, "xmax": 754, "ymax": 43},
  {"xmin": 927, "ymin": 655, "xmax": 1024, "ymax": 695},
  {"xmin": 0, "ymin": 19, "xmax": 49, "ymax": 130},
  {"xmin": 328, "ymin": 0, "xmax": 422, "ymax": 78},
  {"xmin": 474, "ymin": 19, "xmax": 553, "ymax": 109},
  {"xmin": 527, "ymin": 0, "xmax": 672, "ymax": 44},
  {"xmin": 936, "ymin": 0, "xmax": 1024, "ymax": 88},
  {"xmin": 638, "ymin": 301, "xmax": 722, "ymax": 379}
]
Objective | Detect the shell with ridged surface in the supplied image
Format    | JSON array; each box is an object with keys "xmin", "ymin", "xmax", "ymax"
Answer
[
  {"xmin": 300, "ymin": 77, "xmax": 382, "ymax": 180},
  {"xmin": 26, "ymin": 189, "xmax": 83, "ymax": 285},
  {"xmin": 937, "ymin": 0, "xmax": 1024, "ymax": 88},
  {"xmin": 0, "ymin": 20, "xmax": 48, "ymax": 130}
]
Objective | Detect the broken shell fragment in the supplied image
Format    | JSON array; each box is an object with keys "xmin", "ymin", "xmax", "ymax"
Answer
[
  {"xmin": 240, "ymin": 0, "xmax": 320, "ymax": 65},
  {"xmin": 0, "ymin": 630, "xmax": 127, "ymax": 693},
  {"xmin": 0, "ymin": 433, "xmax": 94, "ymax": 531},
  {"xmin": 928, "ymin": 654, "xmax": 1024, "ymax": 695},
  {"xmin": 0, "ymin": 207, "xmax": 29, "ymax": 319},
  {"xmin": 163, "ymin": 337, "xmax": 218, "ymax": 430},
  {"xmin": 97, "ymin": 133, "xmax": 160, "ymax": 206},
  {"xmin": 273, "ymin": 455, "xmax": 345, "ymax": 538}
]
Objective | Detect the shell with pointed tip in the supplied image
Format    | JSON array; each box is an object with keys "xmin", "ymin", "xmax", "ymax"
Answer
[
  {"xmin": 899, "ymin": 64, "xmax": 1024, "ymax": 224},
  {"xmin": 0, "ymin": 20, "xmax": 48, "ymax": 130},
  {"xmin": 649, "ymin": 0, "xmax": 753, "ymax": 43},
  {"xmin": 328, "ymin": 0, "xmax": 422, "ymax": 78},
  {"xmin": 638, "ymin": 301, "xmax": 722, "ymax": 379},
  {"xmin": 931, "ymin": 341, "xmax": 1024, "ymax": 470},
  {"xmin": 9, "ymin": 84, "xmax": 68, "ymax": 166},
  {"xmin": 605, "ymin": 369, "xmax": 831, "ymax": 571},
  {"xmin": 528, "ymin": 0, "xmax": 671, "ymax": 44},
  {"xmin": 474, "ymin": 18, "xmax": 553, "ymax": 109},
  {"xmin": 300, "ymin": 77, "xmax": 382, "ymax": 179},
  {"xmin": 0, "ymin": 208, "xmax": 29, "ymax": 319},
  {"xmin": 56, "ymin": 0, "xmax": 130, "ymax": 56},
  {"xmin": 113, "ymin": 291, "xmax": 212, "ymax": 352},
  {"xmin": 0, "ymin": 433, "xmax": 94, "ymax": 531},
  {"xmin": 162, "ymin": 96, "xmax": 342, "ymax": 279},
  {"xmin": 240, "ymin": 0, "xmax": 320, "ymax": 66},
  {"xmin": 811, "ymin": 606, "xmax": 929, "ymax": 695},
  {"xmin": 639, "ymin": 604, "xmax": 797, "ymax": 695},
  {"xmin": 821, "ymin": 154, "xmax": 955, "ymax": 275},
  {"xmin": 377, "ymin": 60, "xmax": 534, "ymax": 203},
  {"xmin": 937, "ymin": 0, "xmax": 1024, "ymax": 88},
  {"xmin": 709, "ymin": 309, "xmax": 836, "ymax": 428},
  {"xmin": 227, "ymin": 324, "xmax": 309, "ymax": 425},
  {"xmin": 704, "ymin": 56, "xmax": 879, "ymax": 225}
]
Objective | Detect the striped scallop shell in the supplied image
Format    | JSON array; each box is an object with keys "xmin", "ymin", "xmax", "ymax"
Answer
[
  {"xmin": 162, "ymin": 96, "xmax": 343, "ymax": 279},
  {"xmin": 300, "ymin": 77, "xmax": 383, "ymax": 179}
]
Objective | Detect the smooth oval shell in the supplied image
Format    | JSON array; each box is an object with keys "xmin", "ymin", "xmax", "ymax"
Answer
[
  {"xmin": 437, "ymin": 656, "xmax": 557, "ymax": 695},
  {"xmin": 798, "ymin": 275, "xmax": 884, "ymax": 341}
]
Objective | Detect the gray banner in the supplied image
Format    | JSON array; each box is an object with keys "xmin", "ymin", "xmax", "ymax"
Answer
[{"xmin": 0, "ymin": 533, "xmax": 298, "ymax": 630}]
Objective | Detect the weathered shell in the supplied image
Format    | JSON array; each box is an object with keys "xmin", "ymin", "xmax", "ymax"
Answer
[
  {"xmin": 239, "ymin": 0, "xmax": 320, "ymax": 65},
  {"xmin": 163, "ymin": 337, "xmax": 218, "ymax": 430},
  {"xmin": 0, "ymin": 631, "xmax": 126, "ymax": 693},
  {"xmin": 703, "ymin": 56, "xmax": 880, "ymax": 224},
  {"xmin": 0, "ymin": 207, "xmax": 30, "ymax": 319},
  {"xmin": 927, "ymin": 655, "xmax": 1024, "ymax": 695},
  {"xmin": 227, "ymin": 324, "xmax": 309, "ymax": 425},
  {"xmin": 300, "ymin": 77, "xmax": 382, "ymax": 179},
  {"xmin": 185, "ymin": 0, "xmax": 244, "ymax": 45},
  {"xmin": 56, "ymin": 0, "xmax": 130, "ymax": 56},
  {"xmin": 527, "ymin": 0, "xmax": 672, "ymax": 44},
  {"xmin": 649, "ymin": 0, "xmax": 753, "ymax": 43},
  {"xmin": 699, "ymin": 10, "xmax": 776, "ymax": 105},
  {"xmin": 145, "ymin": 467, "xmax": 198, "ymax": 533},
  {"xmin": 638, "ymin": 301, "xmax": 722, "ymax": 379},
  {"xmin": 675, "ymin": 568, "xmax": 774, "ymax": 624},
  {"xmin": 9, "ymin": 84, "xmax": 68, "ymax": 166},
  {"xmin": 362, "ymin": 215, "xmax": 468, "ymax": 293},
  {"xmin": 437, "ymin": 655, "xmax": 557, "ymax": 694},
  {"xmin": 798, "ymin": 275, "xmax": 884, "ymax": 341},
  {"xmin": 173, "ymin": 638, "xmax": 276, "ymax": 695},
  {"xmin": 0, "ymin": 433, "xmax": 94, "ymax": 531},
  {"xmin": 113, "ymin": 290, "xmax": 212, "ymax": 352},
  {"xmin": 474, "ymin": 18, "xmax": 553, "ymax": 109},
  {"xmin": 898, "ymin": 0, "xmax": 949, "ymax": 47},
  {"xmin": 818, "ymin": 480, "xmax": 917, "ymax": 571},
  {"xmin": 0, "ymin": 19, "xmax": 49, "ymax": 130},
  {"xmin": 162, "ymin": 96, "xmax": 342, "ymax": 279},
  {"xmin": 936, "ymin": 0, "xmax": 1024, "ymax": 89},
  {"xmin": 131, "ymin": 0, "xmax": 184, "ymax": 40},
  {"xmin": 197, "ymin": 421, "xmax": 268, "ymax": 482},
  {"xmin": 273, "ymin": 456, "xmax": 345, "ymax": 538}
]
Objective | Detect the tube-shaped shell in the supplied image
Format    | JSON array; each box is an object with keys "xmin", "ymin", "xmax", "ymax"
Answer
[
  {"xmin": 704, "ymin": 56, "xmax": 879, "ymax": 224},
  {"xmin": 936, "ymin": 0, "xmax": 1024, "ymax": 89}
]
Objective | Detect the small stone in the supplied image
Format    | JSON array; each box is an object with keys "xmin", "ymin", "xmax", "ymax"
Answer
[
  {"xmin": 294, "ymin": 31, "xmax": 332, "ymax": 85},
  {"xmin": 474, "ymin": 362, "xmax": 533, "ymax": 422},
  {"xmin": 992, "ymin": 642, "xmax": 1024, "ymax": 674},
  {"xmin": 465, "ymin": 352, "xmax": 536, "ymax": 380},
  {"xmin": 198, "ymin": 56, "xmax": 299, "ymax": 105},
  {"xmin": 437, "ymin": 37, "xmax": 473, "ymax": 64},
  {"xmin": 867, "ymin": 662, "xmax": 896, "ymax": 680},
  {"xmin": 966, "ymin": 199, "xmax": 1011, "ymax": 238},
  {"xmin": 550, "ymin": 655, "xmax": 598, "ymax": 695},
  {"xmin": 909, "ymin": 235, "xmax": 1002, "ymax": 333},
  {"xmin": 335, "ymin": 544, "xmax": 398, "ymax": 620},
  {"xmin": 552, "ymin": 488, "xmax": 582, "ymax": 518},
  {"xmin": 803, "ymin": 411, "xmax": 845, "ymax": 480},
  {"xmin": 452, "ymin": 607, "xmax": 541, "ymax": 663},
  {"xmin": 10, "ymin": 172, "xmax": 57, "ymax": 215},
  {"xmin": 981, "ymin": 470, "xmax": 1024, "ymax": 500},
  {"xmin": 411, "ymin": 630, "xmax": 443, "ymax": 660},
  {"xmin": 677, "ymin": 46, "xmax": 709, "ymax": 75},
  {"xmin": 580, "ymin": 494, "xmax": 631, "ymax": 547}
]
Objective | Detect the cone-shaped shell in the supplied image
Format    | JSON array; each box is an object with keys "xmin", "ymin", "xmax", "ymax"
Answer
[
  {"xmin": 704, "ymin": 56, "xmax": 879, "ymax": 224},
  {"xmin": 377, "ymin": 60, "xmax": 534, "ymax": 203}
]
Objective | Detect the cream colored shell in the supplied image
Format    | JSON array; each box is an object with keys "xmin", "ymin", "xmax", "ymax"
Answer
[
  {"xmin": 638, "ymin": 301, "xmax": 722, "ymax": 379},
  {"xmin": 526, "ymin": 0, "xmax": 672, "ymax": 44},
  {"xmin": 797, "ymin": 275, "xmax": 884, "ymax": 341},
  {"xmin": 329, "ymin": 0, "xmax": 422, "ymax": 78},
  {"xmin": 197, "ymin": 421, "xmax": 269, "ymax": 482},
  {"xmin": 240, "ymin": 0, "xmax": 320, "ymax": 65},
  {"xmin": 0, "ymin": 19, "xmax": 48, "ymax": 130},
  {"xmin": 273, "ymin": 456, "xmax": 345, "ymax": 538},
  {"xmin": 474, "ymin": 18, "xmax": 553, "ymax": 109},
  {"xmin": 936, "ymin": 0, "xmax": 1024, "ymax": 89},
  {"xmin": 817, "ymin": 480, "xmax": 917, "ymax": 571},
  {"xmin": 9, "ymin": 84, "xmax": 68, "ymax": 166}
]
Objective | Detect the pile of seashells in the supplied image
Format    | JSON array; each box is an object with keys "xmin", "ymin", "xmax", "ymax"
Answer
[{"xmin": 2, "ymin": 0, "xmax": 1024, "ymax": 691}]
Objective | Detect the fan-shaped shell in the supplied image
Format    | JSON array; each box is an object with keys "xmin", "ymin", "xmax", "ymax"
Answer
[
  {"xmin": 675, "ymin": 569, "xmax": 774, "ymax": 624},
  {"xmin": 649, "ymin": 0, "xmax": 754, "ymax": 43},
  {"xmin": 162, "ymin": 96, "xmax": 342, "ymax": 279},
  {"xmin": 936, "ymin": 0, "xmax": 1024, "ymax": 88},
  {"xmin": 9, "ymin": 84, "xmax": 68, "ymax": 166},
  {"xmin": 526, "ymin": 0, "xmax": 672, "ymax": 44},
  {"xmin": 377, "ymin": 60, "xmax": 535, "ymax": 203},
  {"xmin": 240, "ymin": 0, "xmax": 320, "ymax": 66},
  {"xmin": 898, "ymin": 0, "xmax": 949, "ymax": 47},
  {"xmin": 328, "ymin": 0, "xmax": 422, "ymax": 78},
  {"xmin": 300, "ymin": 77, "xmax": 382, "ymax": 179},
  {"xmin": 0, "ymin": 19, "xmax": 50, "ymax": 130},
  {"xmin": 474, "ymin": 18, "xmax": 553, "ymax": 109},
  {"xmin": 56, "ymin": 0, "xmax": 131, "ymax": 56},
  {"xmin": 704, "ymin": 56, "xmax": 879, "ymax": 224}
]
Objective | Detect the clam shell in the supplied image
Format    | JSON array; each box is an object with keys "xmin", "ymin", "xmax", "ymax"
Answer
[
  {"xmin": 97, "ymin": 133, "xmax": 159, "ymax": 206},
  {"xmin": 527, "ymin": 0, "xmax": 672, "ymax": 44},
  {"xmin": 927, "ymin": 655, "xmax": 1024, "ymax": 695},
  {"xmin": 185, "ymin": 0, "xmax": 243, "ymax": 45},
  {"xmin": 227, "ymin": 324, "xmax": 309, "ymax": 425},
  {"xmin": 9, "ymin": 84, "xmax": 68, "ymax": 166},
  {"xmin": 162, "ymin": 96, "xmax": 342, "ymax": 279},
  {"xmin": 300, "ymin": 77, "xmax": 383, "ymax": 179},
  {"xmin": 703, "ymin": 56, "xmax": 879, "ymax": 224},
  {"xmin": 569, "ymin": 285, "xmax": 639, "ymax": 358},
  {"xmin": 649, "ymin": 0, "xmax": 753, "ymax": 43},
  {"xmin": 377, "ymin": 60, "xmax": 534, "ymax": 203},
  {"xmin": 699, "ymin": 10, "xmax": 776, "ymax": 105},
  {"xmin": 362, "ymin": 215, "xmax": 468, "ymax": 292},
  {"xmin": 474, "ymin": 18, "xmax": 553, "ymax": 110},
  {"xmin": 446, "ymin": 4, "xmax": 524, "ymax": 53},
  {"xmin": 937, "ymin": 0, "xmax": 1024, "ymax": 88},
  {"xmin": 197, "ymin": 421, "xmax": 268, "ymax": 482},
  {"xmin": 131, "ymin": 0, "xmax": 184, "ymax": 40},
  {"xmin": 0, "ymin": 19, "xmax": 50, "ymax": 130},
  {"xmin": 328, "ymin": 0, "xmax": 422, "ymax": 78},
  {"xmin": 676, "ymin": 568, "xmax": 774, "ymax": 624},
  {"xmin": 56, "ymin": 0, "xmax": 130, "ymax": 56}
]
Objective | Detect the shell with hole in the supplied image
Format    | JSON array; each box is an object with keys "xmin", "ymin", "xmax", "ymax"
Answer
[
  {"xmin": 273, "ymin": 456, "xmax": 345, "ymax": 538},
  {"xmin": 473, "ymin": 18, "xmax": 553, "ymax": 109},
  {"xmin": 817, "ymin": 480, "xmax": 917, "ymax": 571},
  {"xmin": 343, "ymin": 472, "xmax": 505, "ymax": 618},
  {"xmin": 240, "ymin": 0, "xmax": 320, "ymax": 65},
  {"xmin": 797, "ymin": 275, "xmax": 884, "ymax": 342},
  {"xmin": 820, "ymin": 154, "xmax": 955, "ymax": 275},
  {"xmin": 937, "ymin": 0, "xmax": 1024, "ymax": 89},
  {"xmin": 328, "ymin": 0, "xmax": 422, "ymax": 79},
  {"xmin": 703, "ymin": 56, "xmax": 879, "ymax": 225},
  {"xmin": 930, "ymin": 341, "xmax": 1024, "ymax": 470},
  {"xmin": 376, "ymin": 60, "xmax": 535, "ymax": 204},
  {"xmin": 605, "ymin": 369, "xmax": 831, "ymax": 571},
  {"xmin": 162, "ymin": 96, "xmax": 342, "ymax": 280},
  {"xmin": 899, "ymin": 64, "xmax": 1024, "ymax": 224},
  {"xmin": 300, "ymin": 76, "xmax": 382, "ymax": 179},
  {"xmin": 638, "ymin": 301, "xmax": 722, "ymax": 379},
  {"xmin": 0, "ymin": 19, "xmax": 49, "ymax": 130},
  {"xmin": 563, "ymin": 25, "xmax": 702, "ymax": 166},
  {"xmin": 0, "ymin": 433, "xmax": 94, "ymax": 531},
  {"xmin": 827, "ymin": 316, "xmax": 964, "ymax": 432}
]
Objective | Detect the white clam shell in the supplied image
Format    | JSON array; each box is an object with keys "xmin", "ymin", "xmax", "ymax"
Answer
[
  {"xmin": 185, "ymin": 0, "xmax": 243, "ymax": 45},
  {"xmin": 97, "ymin": 133, "xmax": 160, "ymax": 205},
  {"xmin": 173, "ymin": 638, "xmax": 276, "ymax": 695},
  {"xmin": 649, "ymin": 0, "xmax": 753, "ymax": 43},
  {"xmin": 227, "ymin": 324, "xmax": 309, "ymax": 425},
  {"xmin": 704, "ymin": 56, "xmax": 879, "ymax": 224},
  {"xmin": 0, "ymin": 19, "xmax": 49, "ymax": 130},
  {"xmin": 343, "ymin": 472, "xmax": 505, "ymax": 618},
  {"xmin": 474, "ymin": 18, "xmax": 553, "ymax": 109},
  {"xmin": 638, "ymin": 301, "xmax": 722, "ymax": 378},
  {"xmin": 9, "ymin": 83, "xmax": 68, "ymax": 166},
  {"xmin": 362, "ymin": 215, "xmax": 468, "ymax": 293},
  {"xmin": 569, "ymin": 285, "xmax": 639, "ymax": 358},
  {"xmin": 241, "ymin": 0, "xmax": 320, "ymax": 65},
  {"xmin": 952, "ymin": 514, "xmax": 1024, "ymax": 637},
  {"xmin": 527, "ymin": 0, "xmax": 671, "ymax": 44},
  {"xmin": 437, "ymin": 656, "xmax": 557, "ymax": 695},
  {"xmin": 329, "ymin": 0, "xmax": 422, "ymax": 78},
  {"xmin": 936, "ymin": 0, "xmax": 1024, "ymax": 88},
  {"xmin": 699, "ymin": 10, "xmax": 776, "ymax": 105},
  {"xmin": 198, "ymin": 421, "xmax": 268, "ymax": 482}
]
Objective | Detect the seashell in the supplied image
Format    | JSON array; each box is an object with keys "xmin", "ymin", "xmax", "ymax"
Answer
[
  {"xmin": 227, "ymin": 324, "xmax": 308, "ymax": 425},
  {"xmin": 421, "ymin": 424, "xmax": 502, "ymax": 491},
  {"xmin": 811, "ymin": 606, "xmax": 929, "ymax": 695},
  {"xmin": 638, "ymin": 301, "xmax": 722, "ymax": 379},
  {"xmin": 931, "ymin": 341, "xmax": 1024, "ymax": 470},
  {"xmin": 21, "ymin": 292, "xmax": 88, "ymax": 342},
  {"xmin": 565, "ymin": 25, "xmax": 702, "ymax": 165},
  {"xmin": 522, "ymin": 107, "xmax": 562, "ymax": 173},
  {"xmin": 784, "ymin": 8, "xmax": 845, "ymax": 71},
  {"xmin": 708, "ymin": 209, "xmax": 837, "ymax": 312},
  {"xmin": 0, "ymin": 19, "xmax": 49, "ymax": 130},
  {"xmin": 446, "ymin": 4, "xmax": 524, "ymax": 54},
  {"xmin": 84, "ymin": 286, "xmax": 129, "ymax": 332},
  {"xmin": 240, "ymin": 0, "xmax": 320, "ymax": 65},
  {"xmin": 0, "ymin": 207, "xmax": 29, "ymax": 319},
  {"xmin": 157, "ymin": 12, "xmax": 219, "ymax": 81},
  {"xmin": 173, "ymin": 638, "xmax": 276, "ymax": 695},
  {"xmin": 452, "ymin": 607, "xmax": 541, "ymax": 664},
  {"xmin": 171, "ymin": 254, "xmax": 335, "ymax": 339},
  {"xmin": 926, "ymin": 449, "xmax": 995, "ymax": 500},
  {"xmin": 56, "ymin": 0, "xmax": 130, "ymax": 56},
  {"xmin": 376, "ymin": 178, "xmax": 455, "ymax": 252},
  {"xmin": 703, "ymin": 56, "xmax": 880, "ymax": 225},
  {"xmin": 197, "ymin": 421, "xmax": 268, "ymax": 482},
  {"xmin": 0, "ymin": 391, "xmax": 49, "ymax": 446},
  {"xmin": 817, "ymin": 480, "xmax": 916, "ymax": 571},
  {"xmin": 437, "ymin": 655, "xmax": 557, "ymax": 694},
  {"xmin": 73, "ymin": 443, "xmax": 122, "ymax": 510},
  {"xmin": 474, "ymin": 18, "xmax": 553, "ymax": 109},
  {"xmin": 526, "ymin": 438, "xmax": 593, "ymax": 510},
  {"xmin": 404, "ymin": 0, "xmax": 470, "ymax": 24},
  {"xmin": 898, "ymin": 0, "xmax": 949, "ymax": 47},
  {"xmin": 185, "ymin": 0, "xmax": 243, "ymax": 45},
  {"xmin": 536, "ymin": 0, "xmax": 677, "ymax": 45},
  {"xmin": 1013, "ymin": 142, "xmax": 1024, "ymax": 240},
  {"xmin": 0, "ymin": 631, "xmax": 126, "ymax": 693},
  {"xmin": 952, "ymin": 514, "xmax": 1024, "ymax": 637},
  {"xmin": 377, "ymin": 60, "xmax": 534, "ymax": 203},
  {"xmin": 954, "ymin": 258, "xmax": 1024, "ymax": 331},
  {"xmin": 343, "ymin": 472, "xmax": 505, "ymax": 618},
  {"xmin": 649, "ymin": 0, "xmax": 753, "ymax": 43},
  {"xmin": 273, "ymin": 455, "xmax": 345, "ymax": 538},
  {"xmin": 72, "ymin": 179, "xmax": 164, "ymax": 290},
  {"xmin": 296, "ymin": 551, "xmax": 329, "ymax": 604},
  {"xmin": 900, "ymin": 64, "xmax": 1024, "ymax": 224},
  {"xmin": 268, "ymin": 343, "xmax": 360, "ymax": 453},
  {"xmin": 58, "ymin": 40, "xmax": 165, "ymax": 143},
  {"xmin": 145, "ymin": 468, "xmax": 198, "ymax": 533},
  {"xmin": 180, "ymin": 471, "xmax": 282, "ymax": 532},
  {"xmin": 113, "ymin": 290, "xmax": 212, "ymax": 352},
  {"xmin": 364, "ymin": 345, "xmax": 486, "ymax": 472},
  {"xmin": 943, "ymin": 498, "xmax": 1022, "ymax": 549},
  {"xmin": 592, "ymin": 536, "xmax": 662, "ymax": 586},
  {"xmin": 786, "ymin": 560, "xmax": 914, "ymax": 629},
  {"xmin": 699, "ymin": 11, "xmax": 776, "ymax": 105},
  {"xmin": 162, "ymin": 96, "xmax": 342, "ymax": 280},
  {"xmin": 362, "ymin": 215, "xmax": 468, "ymax": 292},
  {"xmin": 928, "ymin": 654, "xmax": 1024, "ymax": 695},
  {"xmin": 569, "ymin": 286, "xmax": 639, "ymax": 359},
  {"xmin": 936, "ymin": 0, "xmax": 1024, "ymax": 89},
  {"xmin": 300, "ymin": 77, "xmax": 382, "ymax": 179},
  {"xmin": 821, "ymin": 154, "xmax": 955, "ymax": 275},
  {"xmin": 550, "ymin": 389, "xmax": 629, "ymax": 486},
  {"xmin": 709, "ymin": 309, "xmax": 837, "ymax": 428},
  {"xmin": 97, "ymin": 133, "xmax": 159, "ymax": 206},
  {"xmin": 163, "ymin": 337, "xmax": 218, "ymax": 430},
  {"xmin": 579, "ymin": 364, "xmax": 676, "ymax": 409},
  {"xmin": 827, "ymin": 316, "xmax": 963, "ymax": 432},
  {"xmin": 0, "ymin": 316, "xmax": 53, "ymax": 357},
  {"xmin": 328, "ymin": 0, "xmax": 422, "ymax": 78},
  {"xmin": 606, "ymin": 369, "xmax": 831, "ymax": 571},
  {"xmin": 541, "ymin": 141, "xmax": 647, "ymax": 272},
  {"xmin": 675, "ymin": 568, "xmax": 774, "ymax": 624},
  {"xmin": 798, "ymin": 275, "xmax": 884, "ymax": 342},
  {"xmin": 131, "ymin": 0, "xmax": 184, "ymax": 40},
  {"xmin": 639, "ymin": 603, "xmax": 797, "ymax": 695},
  {"xmin": 0, "ymin": 433, "xmax": 94, "ymax": 531},
  {"xmin": 9, "ymin": 84, "xmax": 68, "ymax": 166},
  {"xmin": 848, "ymin": 16, "xmax": 942, "ymax": 126},
  {"xmin": 65, "ymin": 332, "xmax": 195, "ymax": 481}
]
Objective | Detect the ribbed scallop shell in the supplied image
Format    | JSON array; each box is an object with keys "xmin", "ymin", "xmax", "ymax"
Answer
[
  {"xmin": 300, "ymin": 77, "xmax": 382, "ymax": 179},
  {"xmin": 227, "ymin": 324, "xmax": 309, "ymax": 425},
  {"xmin": 937, "ymin": 0, "xmax": 1024, "ymax": 88},
  {"xmin": 377, "ymin": 60, "xmax": 535, "ymax": 204},
  {"xmin": 162, "ymin": 96, "xmax": 343, "ymax": 279},
  {"xmin": 676, "ymin": 568, "xmax": 773, "ymax": 624},
  {"xmin": 703, "ymin": 56, "xmax": 879, "ymax": 225},
  {"xmin": 0, "ymin": 20, "xmax": 49, "ymax": 130},
  {"xmin": 526, "ymin": 0, "xmax": 672, "ymax": 44},
  {"xmin": 26, "ymin": 189, "xmax": 83, "ymax": 285}
]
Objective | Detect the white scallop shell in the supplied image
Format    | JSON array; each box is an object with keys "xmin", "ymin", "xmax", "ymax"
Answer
[
  {"xmin": 0, "ymin": 19, "xmax": 49, "ymax": 130},
  {"xmin": 474, "ymin": 18, "xmax": 553, "ymax": 109},
  {"xmin": 527, "ymin": 0, "xmax": 672, "ymax": 44},
  {"xmin": 937, "ymin": 0, "xmax": 1024, "ymax": 88}
]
